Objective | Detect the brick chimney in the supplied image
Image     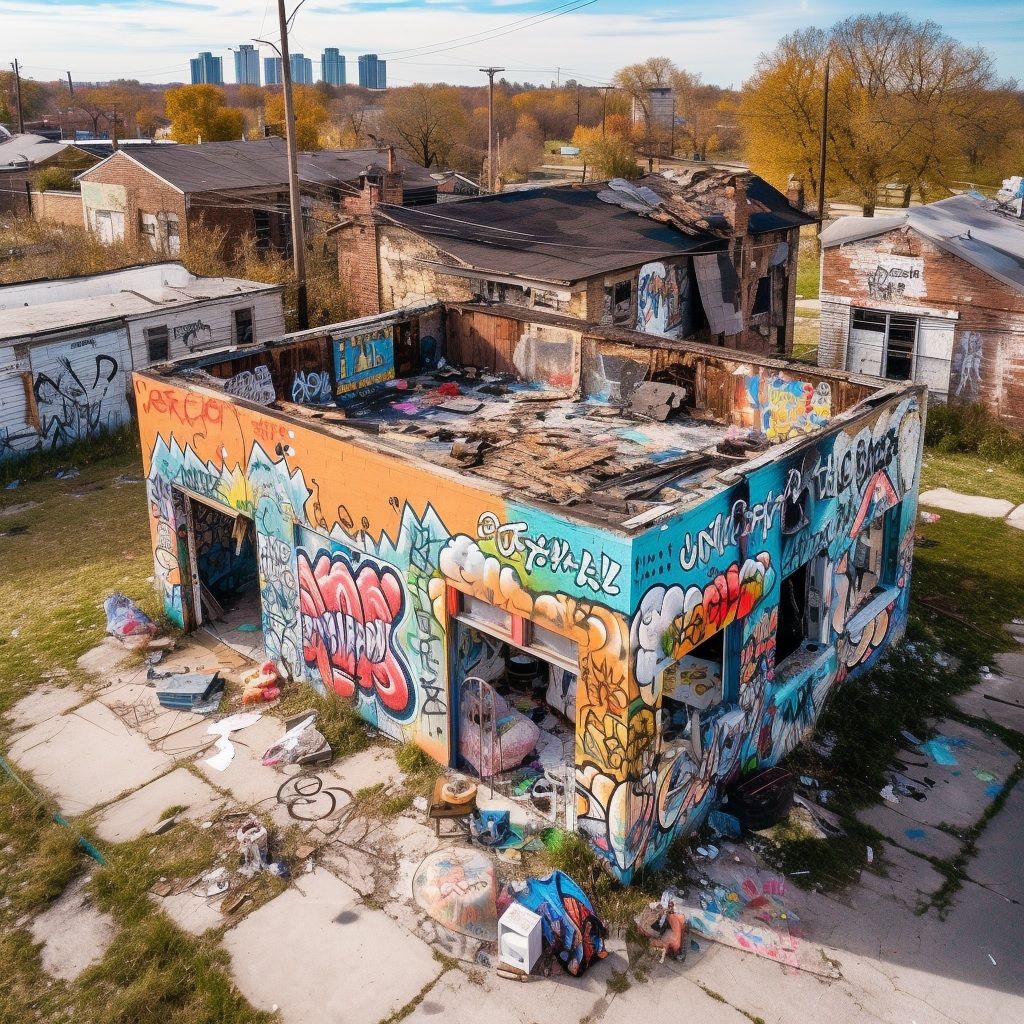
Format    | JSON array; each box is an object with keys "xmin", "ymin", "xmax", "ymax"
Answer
[
  {"xmin": 786, "ymin": 174, "xmax": 805, "ymax": 210},
  {"xmin": 724, "ymin": 173, "xmax": 750, "ymax": 238},
  {"xmin": 336, "ymin": 177, "xmax": 383, "ymax": 317},
  {"xmin": 382, "ymin": 147, "xmax": 404, "ymax": 205}
]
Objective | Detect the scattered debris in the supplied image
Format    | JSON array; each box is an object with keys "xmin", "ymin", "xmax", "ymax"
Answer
[
  {"xmin": 414, "ymin": 847, "xmax": 498, "ymax": 940},
  {"xmin": 262, "ymin": 713, "xmax": 331, "ymax": 767},
  {"xmin": 154, "ymin": 671, "xmax": 224, "ymax": 712},
  {"xmin": 149, "ymin": 879, "xmax": 174, "ymax": 898},
  {"xmin": 54, "ymin": 467, "xmax": 80, "ymax": 479},
  {"xmin": 241, "ymin": 662, "xmax": 281, "ymax": 704},
  {"xmin": 880, "ymin": 784, "xmax": 899, "ymax": 804},
  {"xmin": 204, "ymin": 712, "xmax": 262, "ymax": 771},
  {"xmin": 237, "ymin": 816, "xmax": 269, "ymax": 876},
  {"xmin": 104, "ymin": 592, "xmax": 157, "ymax": 642},
  {"xmin": 919, "ymin": 737, "xmax": 960, "ymax": 767},
  {"xmin": 149, "ymin": 814, "xmax": 178, "ymax": 836},
  {"xmin": 988, "ymin": 954, "xmax": 997, "ymax": 966},
  {"xmin": 919, "ymin": 510, "xmax": 941, "ymax": 523}
]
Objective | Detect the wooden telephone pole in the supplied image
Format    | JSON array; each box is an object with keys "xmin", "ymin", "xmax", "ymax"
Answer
[
  {"xmin": 256, "ymin": 0, "xmax": 309, "ymax": 330},
  {"xmin": 479, "ymin": 67, "xmax": 504, "ymax": 193}
]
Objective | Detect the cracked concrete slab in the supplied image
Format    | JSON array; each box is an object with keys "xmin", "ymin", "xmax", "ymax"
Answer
[
  {"xmin": 29, "ymin": 873, "xmax": 115, "ymax": 982},
  {"xmin": 966, "ymin": 779, "xmax": 1023, "ymax": 905},
  {"xmin": 92, "ymin": 767, "xmax": 226, "ymax": 843},
  {"xmin": 193, "ymin": 714, "xmax": 284, "ymax": 805},
  {"xmin": 223, "ymin": 870, "xmax": 440, "ymax": 1024},
  {"xmin": 856, "ymin": 803, "xmax": 962, "ymax": 861},
  {"xmin": 918, "ymin": 488, "xmax": 1015, "ymax": 518},
  {"xmin": 156, "ymin": 888, "xmax": 225, "ymax": 936},
  {"xmin": 954, "ymin": 651, "xmax": 1024, "ymax": 733},
  {"xmin": 7, "ymin": 700, "xmax": 172, "ymax": 816},
  {"xmin": 324, "ymin": 745, "xmax": 404, "ymax": 795},
  {"xmin": 1006, "ymin": 503, "xmax": 1024, "ymax": 530},
  {"xmin": 859, "ymin": 842, "xmax": 944, "ymax": 909},
  {"xmin": 4, "ymin": 685, "xmax": 83, "ymax": 732}
]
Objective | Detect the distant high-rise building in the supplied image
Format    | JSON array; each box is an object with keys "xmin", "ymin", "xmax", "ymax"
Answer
[
  {"xmin": 321, "ymin": 48, "xmax": 346, "ymax": 86},
  {"xmin": 290, "ymin": 53, "xmax": 314, "ymax": 85},
  {"xmin": 234, "ymin": 44, "xmax": 260, "ymax": 86},
  {"xmin": 264, "ymin": 56, "xmax": 283, "ymax": 86},
  {"xmin": 190, "ymin": 51, "xmax": 223, "ymax": 86},
  {"xmin": 358, "ymin": 54, "xmax": 387, "ymax": 90}
]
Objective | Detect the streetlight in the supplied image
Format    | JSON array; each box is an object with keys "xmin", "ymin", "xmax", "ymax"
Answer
[{"xmin": 255, "ymin": 0, "xmax": 309, "ymax": 330}]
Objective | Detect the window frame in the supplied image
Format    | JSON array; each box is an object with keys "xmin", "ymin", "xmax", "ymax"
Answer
[
  {"xmin": 232, "ymin": 306, "xmax": 255, "ymax": 345},
  {"xmin": 850, "ymin": 307, "xmax": 920, "ymax": 381},
  {"xmin": 145, "ymin": 324, "xmax": 169, "ymax": 363}
]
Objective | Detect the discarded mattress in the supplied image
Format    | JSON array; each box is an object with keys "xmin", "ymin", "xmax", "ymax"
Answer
[{"xmin": 459, "ymin": 679, "xmax": 540, "ymax": 776}]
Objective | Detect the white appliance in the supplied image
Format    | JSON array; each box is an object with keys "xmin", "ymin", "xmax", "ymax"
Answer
[{"xmin": 498, "ymin": 903, "xmax": 543, "ymax": 974}]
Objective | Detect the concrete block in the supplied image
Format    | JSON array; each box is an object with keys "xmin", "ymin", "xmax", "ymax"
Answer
[
  {"xmin": 92, "ymin": 767, "xmax": 226, "ymax": 843},
  {"xmin": 29, "ymin": 873, "xmax": 115, "ymax": 982},
  {"xmin": 7, "ymin": 701, "xmax": 172, "ymax": 816},
  {"xmin": 3, "ymin": 685, "xmax": 82, "ymax": 731},
  {"xmin": 1006, "ymin": 503, "xmax": 1024, "ymax": 530},
  {"xmin": 223, "ymin": 871, "xmax": 440, "ymax": 1024},
  {"xmin": 194, "ymin": 714, "xmax": 285, "ymax": 805},
  {"xmin": 918, "ymin": 488, "xmax": 1014, "ymax": 518}
]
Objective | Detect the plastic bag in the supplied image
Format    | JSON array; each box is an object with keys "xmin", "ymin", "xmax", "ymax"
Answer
[{"xmin": 104, "ymin": 592, "xmax": 157, "ymax": 639}]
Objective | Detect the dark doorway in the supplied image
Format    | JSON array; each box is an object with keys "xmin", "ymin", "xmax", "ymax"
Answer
[{"xmin": 775, "ymin": 562, "xmax": 809, "ymax": 664}]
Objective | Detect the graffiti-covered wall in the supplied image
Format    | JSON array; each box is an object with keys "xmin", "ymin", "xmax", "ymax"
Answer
[
  {"xmin": 590, "ymin": 389, "xmax": 926, "ymax": 880},
  {"xmin": 135, "ymin": 353, "xmax": 924, "ymax": 882}
]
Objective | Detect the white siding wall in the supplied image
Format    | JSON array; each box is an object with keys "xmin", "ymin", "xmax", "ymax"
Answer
[
  {"xmin": 0, "ymin": 325, "xmax": 132, "ymax": 461},
  {"xmin": 125, "ymin": 290, "xmax": 285, "ymax": 368}
]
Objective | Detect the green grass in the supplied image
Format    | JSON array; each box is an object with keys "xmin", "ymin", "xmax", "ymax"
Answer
[
  {"xmin": 796, "ymin": 241, "xmax": 819, "ymax": 300},
  {"xmin": 275, "ymin": 687, "xmax": 374, "ymax": 763},
  {"xmin": 0, "ymin": 443, "xmax": 157, "ymax": 717}
]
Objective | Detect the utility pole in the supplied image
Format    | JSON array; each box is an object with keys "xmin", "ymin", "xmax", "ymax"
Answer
[
  {"xmin": 601, "ymin": 85, "xmax": 612, "ymax": 138},
  {"xmin": 479, "ymin": 67, "xmax": 504, "ymax": 194},
  {"xmin": 575, "ymin": 84, "xmax": 581, "ymax": 129},
  {"xmin": 816, "ymin": 54, "xmax": 830, "ymax": 225},
  {"xmin": 11, "ymin": 60, "xmax": 25, "ymax": 134},
  {"xmin": 66, "ymin": 71, "xmax": 73, "ymax": 95},
  {"xmin": 256, "ymin": 0, "xmax": 309, "ymax": 330}
]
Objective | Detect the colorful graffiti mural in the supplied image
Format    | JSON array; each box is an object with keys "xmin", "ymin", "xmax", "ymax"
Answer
[
  {"xmin": 745, "ymin": 375, "xmax": 831, "ymax": 442},
  {"xmin": 298, "ymin": 548, "xmax": 417, "ymax": 727},
  {"xmin": 636, "ymin": 262, "xmax": 690, "ymax": 339},
  {"xmin": 332, "ymin": 330, "xmax": 395, "ymax": 396},
  {"xmin": 134, "ymin": 357, "xmax": 924, "ymax": 884}
]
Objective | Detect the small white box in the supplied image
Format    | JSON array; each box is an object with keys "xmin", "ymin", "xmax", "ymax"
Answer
[{"xmin": 498, "ymin": 903, "xmax": 543, "ymax": 974}]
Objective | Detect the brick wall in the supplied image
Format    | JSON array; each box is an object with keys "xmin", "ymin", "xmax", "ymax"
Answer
[
  {"xmin": 821, "ymin": 226, "xmax": 1024, "ymax": 427},
  {"xmin": 375, "ymin": 224, "xmax": 476, "ymax": 312},
  {"xmin": 78, "ymin": 151, "xmax": 187, "ymax": 249},
  {"xmin": 31, "ymin": 190, "xmax": 85, "ymax": 228}
]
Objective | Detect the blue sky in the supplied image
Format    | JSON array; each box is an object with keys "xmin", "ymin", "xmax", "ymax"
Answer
[{"xmin": 3, "ymin": 0, "xmax": 1023, "ymax": 88}]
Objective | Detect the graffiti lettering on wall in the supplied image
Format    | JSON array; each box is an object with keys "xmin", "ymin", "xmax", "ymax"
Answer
[
  {"xmin": 34, "ymin": 353, "xmax": 122, "ymax": 449},
  {"xmin": 291, "ymin": 369, "xmax": 332, "ymax": 405},
  {"xmin": 952, "ymin": 331, "xmax": 982, "ymax": 401},
  {"xmin": 141, "ymin": 384, "xmax": 224, "ymax": 432},
  {"xmin": 173, "ymin": 319, "xmax": 213, "ymax": 349},
  {"xmin": 332, "ymin": 330, "xmax": 394, "ymax": 396},
  {"xmin": 636, "ymin": 262, "xmax": 690, "ymax": 339},
  {"xmin": 632, "ymin": 554, "xmax": 775, "ymax": 697},
  {"xmin": 677, "ymin": 471, "xmax": 807, "ymax": 571},
  {"xmin": 745, "ymin": 376, "xmax": 831, "ymax": 442},
  {"xmin": 475, "ymin": 511, "xmax": 622, "ymax": 597},
  {"xmin": 866, "ymin": 255, "xmax": 924, "ymax": 301},
  {"xmin": 224, "ymin": 365, "xmax": 276, "ymax": 406},
  {"xmin": 298, "ymin": 549, "xmax": 417, "ymax": 725}
]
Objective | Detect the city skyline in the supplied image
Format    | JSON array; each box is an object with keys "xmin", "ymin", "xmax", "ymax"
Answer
[{"xmin": 4, "ymin": 2, "xmax": 1022, "ymax": 90}]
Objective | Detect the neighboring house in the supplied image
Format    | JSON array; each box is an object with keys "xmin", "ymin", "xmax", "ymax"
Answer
[
  {"xmin": 133, "ymin": 298, "xmax": 923, "ymax": 883},
  {"xmin": 433, "ymin": 171, "xmax": 482, "ymax": 201},
  {"xmin": 0, "ymin": 132, "xmax": 97, "ymax": 216},
  {"xmin": 0, "ymin": 262, "xmax": 284, "ymax": 461},
  {"xmin": 340, "ymin": 168, "xmax": 814, "ymax": 356},
  {"xmin": 819, "ymin": 188, "xmax": 1024, "ymax": 427},
  {"xmin": 75, "ymin": 138, "xmax": 438, "ymax": 256}
]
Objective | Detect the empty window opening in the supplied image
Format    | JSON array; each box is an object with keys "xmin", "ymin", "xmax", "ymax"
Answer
[
  {"xmin": 776, "ymin": 562, "xmax": 809, "ymax": 665},
  {"xmin": 233, "ymin": 307, "xmax": 255, "ymax": 345},
  {"xmin": 145, "ymin": 325, "xmax": 169, "ymax": 363},
  {"xmin": 452, "ymin": 593, "xmax": 578, "ymax": 828}
]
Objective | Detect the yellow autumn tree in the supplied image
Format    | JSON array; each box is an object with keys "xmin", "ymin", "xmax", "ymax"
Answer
[
  {"xmin": 264, "ymin": 85, "xmax": 331, "ymax": 152},
  {"xmin": 741, "ymin": 15, "xmax": 1008, "ymax": 213},
  {"xmin": 571, "ymin": 124, "xmax": 639, "ymax": 180},
  {"xmin": 165, "ymin": 85, "xmax": 244, "ymax": 144}
]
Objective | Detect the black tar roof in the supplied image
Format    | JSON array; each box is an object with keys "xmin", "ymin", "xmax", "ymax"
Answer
[
  {"xmin": 80, "ymin": 137, "xmax": 436, "ymax": 196},
  {"xmin": 746, "ymin": 176, "xmax": 818, "ymax": 233},
  {"xmin": 376, "ymin": 185, "xmax": 724, "ymax": 284}
]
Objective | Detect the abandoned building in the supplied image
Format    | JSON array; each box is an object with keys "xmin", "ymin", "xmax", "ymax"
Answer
[
  {"xmin": 0, "ymin": 263, "xmax": 284, "ymax": 461},
  {"xmin": 818, "ymin": 186, "xmax": 1024, "ymax": 428},
  {"xmin": 75, "ymin": 137, "xmax": 438, "ymax": 254},
  {"xmin": 0, "ymin": 131, "xmax": 98, "ymax": 218},
  {"xmin": 133, "ymin": 298, "xmax": 924, "ymax": 881},
  {"xmin": 336, "ymin": 169, "xmax": 815, "ymax": 357}
]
